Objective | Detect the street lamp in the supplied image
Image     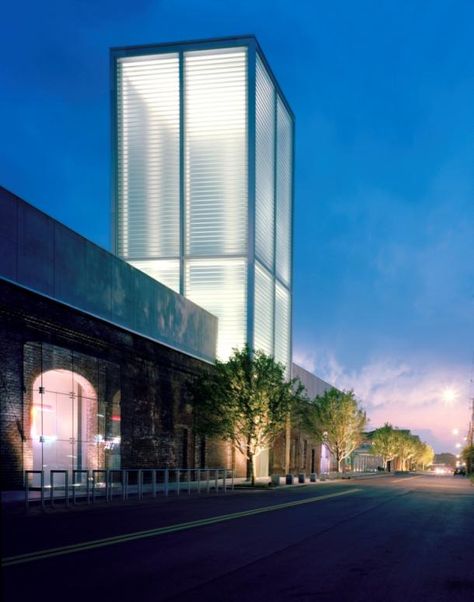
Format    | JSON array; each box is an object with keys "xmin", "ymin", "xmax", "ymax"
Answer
[{"xmin": 443, "ymin": 388, "xmax": 456, "ymax": 404}]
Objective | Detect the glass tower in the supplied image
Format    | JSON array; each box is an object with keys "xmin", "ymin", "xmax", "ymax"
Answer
[{"xmin": 111, "ymin": 37, "xmax": 293, "ymax": 367}]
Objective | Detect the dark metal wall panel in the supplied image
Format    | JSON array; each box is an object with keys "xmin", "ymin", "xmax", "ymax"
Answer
[
  {"xmin": 0, "ymin": 186, "xmax": 217, "ymax": 363},
  {"xmin": 291, "ymin": 363, "xmax": 337, "ymax": 399}
]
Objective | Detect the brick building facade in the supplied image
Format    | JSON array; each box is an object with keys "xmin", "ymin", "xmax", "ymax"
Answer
[{"xmin": 0, "ymin": 278, "xmax": 243, "ymax": 489}]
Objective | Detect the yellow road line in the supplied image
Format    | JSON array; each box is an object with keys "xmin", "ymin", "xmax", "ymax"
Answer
[{"xmin": 2, "ymin": 488, "xmax": 360, "ymax": 567}]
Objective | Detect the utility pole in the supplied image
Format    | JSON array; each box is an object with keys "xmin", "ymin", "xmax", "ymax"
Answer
[{"xmin": 469, "ymin": 397, "xmax": 474, "ymax": 447}]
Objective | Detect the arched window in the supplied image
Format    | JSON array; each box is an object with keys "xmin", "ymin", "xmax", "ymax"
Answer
[
  {"xmin": 31, "ymin": 369, "xmax": 98, "ymax": 478},
  {"xmin": 26, "ymin": 344, "xmax": 121, "ymax": 486}
]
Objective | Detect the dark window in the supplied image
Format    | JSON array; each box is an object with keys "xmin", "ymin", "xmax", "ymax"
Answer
[
  {"xmin": 182, "ymin": 428, "xmax": 189, "ymax": 469},
  {"xmin": 200, "ymin": 436, "xmax": 206, "ymax": 467}
]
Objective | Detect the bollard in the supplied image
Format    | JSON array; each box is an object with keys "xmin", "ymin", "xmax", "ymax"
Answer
[
  {"xmin": 271, "ymin": 474, "xmax": 281, "ymax": 486},
  {"xmin": 25, "ymin": 470, "xmax": 45, "ymax": 512},
  {"xmin": 73, "ymin": 469, "xmax": 90, "ymax": 504},
  {"xmin": 298, "ymin": 473, "xmax": 306, "ymax": 484},
  {"xmin": 50, "ymin": 470, "xmax": 69, "ymax": 507},
  {"xmin": 310, "ymin": 472, "xmax": 318, "ymax": 482},
  {"xmin": 285, "ymin": 474, "xmax": 294, "ymax": 485}
]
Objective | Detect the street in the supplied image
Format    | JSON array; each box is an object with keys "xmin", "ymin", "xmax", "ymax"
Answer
[{"xmin": 2, "ymin": 474, "xmax": 473, "ymax": 601}]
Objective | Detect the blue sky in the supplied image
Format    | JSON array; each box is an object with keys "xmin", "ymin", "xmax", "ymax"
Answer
[{"xmin": 1, "ymin": 0, "xmax": 473, "ymax": 452}]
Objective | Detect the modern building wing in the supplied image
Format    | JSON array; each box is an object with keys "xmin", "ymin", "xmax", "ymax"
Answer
[
  {"xmin": 0, "ymin": 186, "xmax": 217, "ymax": 363},
  {"xmin": 291, "ymin": 363, "xmax": 336, "ymax": 399},
  {"xmin": 111, "ymin": 36, "xmax": 294, "ymax": 366},
  {"xmin": 0, "ymin": 186, "xmax": 222, "ymax": 489}
]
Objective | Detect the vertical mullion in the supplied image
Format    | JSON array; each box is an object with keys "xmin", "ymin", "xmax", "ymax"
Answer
[
  {"xmin": 272, "ymin": 87, "xmax": 278, "ymax": 360},
  {"xmin": 246, "ymin": 43, "xmax": 256, "ymax": 354},
  {"xmin": 110, "ymin": 52, "xmax": 118, "ymax": 255},
  {"xmin": 289, "ymin": 109, "xmax": 295, "ymax": 376},
  {"xmin": 179, "ymin": 51, "xmax": 185, "ymax": 295}
]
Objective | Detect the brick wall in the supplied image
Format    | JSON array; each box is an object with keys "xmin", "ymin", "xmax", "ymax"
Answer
[{"xmin": 0, "ymin": 279, "xmax": 234, "ymax": 490}]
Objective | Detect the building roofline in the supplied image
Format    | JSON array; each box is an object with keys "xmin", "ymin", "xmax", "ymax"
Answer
[
  {"xmin": 110, "ymin": 33, "xmax": 257, "ymax": 53},
  {"xmin": 110, "ymin": 34, "xmax": 294, "ymax": 119},
  {"xmin": 0, "ymin": 184, "xmax": 218, "ymax": 362}
]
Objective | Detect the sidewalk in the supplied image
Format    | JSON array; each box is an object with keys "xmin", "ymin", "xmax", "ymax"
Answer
[{"xmin": 1, "ymin": 471, "xmax": 390, "ymax": 512}]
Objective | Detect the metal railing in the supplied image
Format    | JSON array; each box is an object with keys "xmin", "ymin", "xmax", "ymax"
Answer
[{"xmin": 24, "ymin": 468, "xmax": 234, "ymax": 511}]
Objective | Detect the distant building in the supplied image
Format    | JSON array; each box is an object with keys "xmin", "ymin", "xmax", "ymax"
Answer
[
  {"xmin": 269, "ymin": 364, "xmax": 338, "ymax": 475},
  {"xmin": 350, "ymin": 432, "xmax": 383, "ymax": 472}
]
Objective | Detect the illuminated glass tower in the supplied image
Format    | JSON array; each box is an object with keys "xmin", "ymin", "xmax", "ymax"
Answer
[{"xmin": 111, "ymin": 36, "xmax": 293, "ymax": 366}]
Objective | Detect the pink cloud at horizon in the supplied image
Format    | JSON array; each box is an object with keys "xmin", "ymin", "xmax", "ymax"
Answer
[{"xmin": 293, "ymin": 348, "xmax": 472, "ymax": 453}]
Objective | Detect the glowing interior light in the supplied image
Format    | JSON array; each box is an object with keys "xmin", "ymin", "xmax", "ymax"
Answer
[
  {"xmin": 116, "ymin": 53, "xmax": 180, "ymax": 261},
  {"xmin": 185, "ymin": 258, "xmax": 247, "ymax": 360}
]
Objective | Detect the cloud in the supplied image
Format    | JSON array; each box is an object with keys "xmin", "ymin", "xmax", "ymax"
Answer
[{"xmin": 293, "ymin": 345, "xmax": 472, "ymax": 452}]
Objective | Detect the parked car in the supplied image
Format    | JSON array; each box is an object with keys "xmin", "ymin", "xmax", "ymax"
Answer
[{"xmin": 453, "ymin": 467, "xmax": 466, "ymax": 476}]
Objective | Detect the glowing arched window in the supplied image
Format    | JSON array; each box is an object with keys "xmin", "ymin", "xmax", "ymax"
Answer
[{"xmin": 25, "ymin": 343, "xmax": 121, "ymax": 484}]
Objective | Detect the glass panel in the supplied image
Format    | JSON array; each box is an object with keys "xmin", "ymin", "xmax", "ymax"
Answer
[
  {"xmin": 25, "ymin": 342, "xmax": 121, "ymax": 483},
  {"xmin": 116, "ymin": 53, "xmax": 180, "ymax": 259},
  {"xmin": 275, "ymin": 96, "xmax": 292, "ymax": 286},
  {"xmin": 129, "ymin": 258, "xmax": 180, "ymax": 292},
  {"xmin": 185, "ymin": 258, "xmax": 247, "ymax": 360},
  {"xmin": 274, "ymin": 282, "xmax": 290, "ymax": 372},
  {"xmin": 254, "ymin": 262, "xmax": 274, "ymax": 356},
  {"xmin": 255, "ymin": 55, "xmax": 275, "ymax": 270},
  {"xmin": 184, "ymin": 47, "xmax": 248, "ymax": 256}
]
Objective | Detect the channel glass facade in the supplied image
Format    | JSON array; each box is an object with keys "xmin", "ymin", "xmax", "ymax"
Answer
[{"xmin": 112, "ymin": 37, "xmax": 293, "ymax": 367}]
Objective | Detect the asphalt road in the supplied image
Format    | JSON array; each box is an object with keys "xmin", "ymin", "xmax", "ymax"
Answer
[{"xmin": 2, "ymin": 474, "xmax": 473, "ymax": 601}]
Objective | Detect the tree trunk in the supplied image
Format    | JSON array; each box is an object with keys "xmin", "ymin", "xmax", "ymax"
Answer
[
  {"xmin": 336, "ymin": 450, "xmax": 341, "ymax": 473},
  {"xmin": 249, "ymin": 453, "xmax": 255, "ymax": 486},
  {"xmin": 284, "ymin": 416, "xmax": 291, "ymax": 474},
  {"xmin": 246, "ymin": 435, "xmax": 252, "ymax": 481}
]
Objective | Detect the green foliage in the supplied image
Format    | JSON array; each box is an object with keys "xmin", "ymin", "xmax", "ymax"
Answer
[
  {"xmin": 371, "ymin": 424, "xmax": 433, "ymax": 470},
  {"xmin": 462, "ymin": 445, "xmax": 474, "ymax": 474},
  {"xmin": 304, "ymin": 388, "xmax": 367, "ymax": 472},
  {"xmin": 371, "ymin": 424, "xmax": 399, "ymax": 469},
  {"xmin": 393, "ymin": 430, "xmax": 421, "ymax": 470},
  {"xmin": 416, "ymin": 441, "xmax": 435, "ymax": 469},
  {"xmin": 189, "ymin": 345, "xmax": 307, "ymax": 484}
]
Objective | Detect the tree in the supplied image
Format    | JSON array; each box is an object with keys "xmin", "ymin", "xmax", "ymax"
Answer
[
  {"xmin": 371, "ymin": 424, "xmax": 399, "ymax": 470},
  {"xmin": 372, "ymin": 425, "xmax": 433, "ymax": 471},
  {"xmin": 461, "ymin": 445, "xmax": 474, "ymax": 474},
  {"xmin": 304, "ymin": 388, "xmax": 367, "ymax": 473},
  {"xmin": 190, "ymin": 346, "xmax": 306, "ymax": 485},
  {"xmin": 393, "ymin": 430, "xmax": 419, "ymax": 471},
  {"xmin": 414, "ymin": 442, "xmax": 434, "ymax": 470},
  {"xmin": 433, "ymin": 452, "xmax": 457, "ymax": 469}
]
